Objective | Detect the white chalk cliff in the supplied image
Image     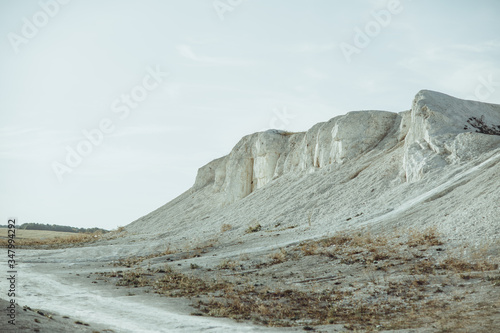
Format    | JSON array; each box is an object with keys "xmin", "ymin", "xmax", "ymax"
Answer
[
  {"xmin": 194, "ymin": 110, "xmax": 400, "ymax": 203},
  {"xmin": 193, "ymin": 90, "xmax": 500, "ymax": 202},
  {"xmin": 127, "ymin": 90, "xmax": 500, "ymax": 249}
]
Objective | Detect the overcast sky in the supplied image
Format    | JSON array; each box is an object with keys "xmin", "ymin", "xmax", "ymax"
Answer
[{"xmin": 1, "ymin": 0, "xmax": 499, "ymax": 230}]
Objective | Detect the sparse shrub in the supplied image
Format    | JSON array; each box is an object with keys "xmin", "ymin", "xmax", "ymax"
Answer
[
  {"xmin": 439, "ymin": 257, "xmax": 498, "ymax": 272},
  {"xmin": 163, "ymin": 246, "xmax": 177, "ymax": 255},
  {"xmin": 268, "ymin": 248, "xmax": 287, "ymax": 263},
  {"xmin": 300, "ymin": 243, "xmax": 318, "ymax": 256},
  {"xmin": 465, "ymin": 115, "xmax": 500, "ymax": 135},
  {"xmin": 486, "ymin": 275, "xmax": 500, "ymax": 286},
  {"xmin": 319, "ymin": 232, "xmax": 352, "ymax": 247},
  {"xmin": 113, "ymin": 246, "xmax": 178, "ymax": 267},
  {"xmin": 368, "ymin": 250, "xmax": 391, "ymax": 262},
  {"xmin": 115, "ymin": 226, "xmax": 126, "ymax": 233},
  {"xmin": 407, "ymin": 227, "xmax": 443, "ymax": 248},
  {"xmin": 153, "ymin": 265, "xmax": 226, "ymax": 297},
  {"xmin": 193, "ymin": 237, "xmax": 219, "ymax": 251},
  {"xmin": 116, "ymin": 269, "xmax": 150, "ymax": 287},
  {"xmin": 409, "ymin": 260, "xmax": 435, "ymax": 275},
  {"xmin": 246, "ymin": 223, "xmax": 262, "ymax": 233},
  {"xmin": 221, "ymin": 224, "xmax": 232, "ymax": 233},
  {"xmin": 218, "ymin": 259, "xmax": 239, "ymax": 270}
]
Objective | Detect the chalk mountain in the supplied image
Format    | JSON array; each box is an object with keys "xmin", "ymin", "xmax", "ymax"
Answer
[{"xmin": 124, "ymin": 90, "xmax": 500, "ymax": 255}]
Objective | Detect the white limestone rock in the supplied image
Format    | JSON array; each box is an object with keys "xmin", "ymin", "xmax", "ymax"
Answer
[
  {"xmin": 403, "ymin": 90, "xmax": 500, "ymax": 182},
  {"xmin": 192, "ymin": 90, "xmax": 500, "ymax": 204},
  {"xmin": 194, "ymin": 111, "xmax": 401, "ymax": 203},
  {"xmin": 126, "ymin": 89, "xmax": 500, "ymax": 247}
]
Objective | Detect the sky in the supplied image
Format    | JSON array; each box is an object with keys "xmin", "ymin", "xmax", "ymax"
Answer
[{"xmin": 1, "ymin": 0, "xmax": 499, "ymax": 230}]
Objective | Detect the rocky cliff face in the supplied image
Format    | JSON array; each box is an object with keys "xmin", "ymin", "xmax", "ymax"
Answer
[
  {"xmin": 403, "ymin": 90, "xmax": 500, "ymax": 182},
  {"xmin": 126, "ymin": 89, "xmax": 500, "ymax": 246},
  {"xmin": 194, "ymin": 90, "xmax": 500, "ymax": 203}
]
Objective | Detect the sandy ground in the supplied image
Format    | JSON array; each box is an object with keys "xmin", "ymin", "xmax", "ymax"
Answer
[
  {"xmin": 0, "ymin": 293, "xmax": 114, "ymax": 333},
  {"xmin": 2, "ymin": 249, "xmax": 334, "ymax": 332},
  {"xmin": 1, "ymin": 224, "xmax": 498, "ymax": 332}
]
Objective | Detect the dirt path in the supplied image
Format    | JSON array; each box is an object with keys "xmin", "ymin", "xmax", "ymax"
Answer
[{"xmin": 1, "ymin": 260, "xmax": 311, "ymax": 333}]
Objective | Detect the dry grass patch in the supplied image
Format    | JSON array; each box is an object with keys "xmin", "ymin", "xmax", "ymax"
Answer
[
  {"xmin": 485, "ymin": 275, "xmax": 500, "ymax": 286},
  {"xmin": 191, "ymin": 237, "xmax": 220, "ymax": 252},
  {"xmin": 113, "ymin": 246, "xmax": 178, "ymax": 267},
  {"xmin": 95, "ymin": 226, "xmax": 499, "ymax": 331},
  {"xmin": 195, "ymin": 277, "xmax": 451, "ymax": 328},
  {"xmin": 407, "ymin": 226, "xmax": 443, "ymax": 248},
  {"xmin": 0, "ymin": 231, "xmax": 106, "ymax": 248},
  {"xmin": 245, "ymin": 223, "xmax": 262, "ymax": 233},
  {"xmin": 268, "ymin": 248, "xmax": 288, "ymax": 264},
  {"xmin": 300, "ymin": 242, "xmax": 318, "ymax": 256},
  {"xmin": 101, "ymin": 265, "xmax": 227, "ymax": 297},
  {"xmin": 300, "ymin": 230, "xmax": 394, "ymax": 263},
  {"xmin": 221, "ymin": 224, "xmax": 232, "ymax": 233},
  {"xmin": 0, "ymin": 226, "xmax": 127, "ymax": 249},
  {"xmin": 409, "ymin": 259, "xmax": 436, "ymax": 275},
  {"xmin": 154, "ymin": 265, "xmax": 227, "ymax": 297},
  {"xmin": 115, "ymin": 269, "xmax": 151, "ymax": 287},
  {"xmin": 439, "ymin": 256, "xmax": 498, "ymax": 273},
  {"xmin": 218, "ymin": 259, "xmax": 240, "ymax": 270}
]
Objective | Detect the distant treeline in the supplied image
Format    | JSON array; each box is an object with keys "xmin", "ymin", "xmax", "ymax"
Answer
[{"xmin": 0, "ymin": 223, "xmax": 108, "ymax": 234}]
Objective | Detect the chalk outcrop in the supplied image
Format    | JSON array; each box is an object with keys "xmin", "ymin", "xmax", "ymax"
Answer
[
  {"xmin": 403, "ymin": 90, "xmax": 500, "ymax": 182},
  {"xmin": 126, "ymin": 89, "xmax": 500, "ymax": 247},
  {"xmin": 194, "ymin": 111, "xmax": 405, "ymax": 203},
  {"xmin": 194, "ymin": 90, "xmax": 500, "ymax": 203}
]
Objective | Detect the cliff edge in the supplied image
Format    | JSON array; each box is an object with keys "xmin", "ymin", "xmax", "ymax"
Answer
[{"xmin": 126, "ymin": 90, "xmax": 500, "ymax": 246}]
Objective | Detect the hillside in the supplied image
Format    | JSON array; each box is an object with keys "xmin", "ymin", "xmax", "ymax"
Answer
[{"xmin": 125, "ymin": 90, "xmax": 500, "ymax": 251}]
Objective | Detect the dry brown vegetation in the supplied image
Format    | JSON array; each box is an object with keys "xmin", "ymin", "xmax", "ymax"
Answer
[
  {"xmin": 221, "ymin": 224, "xmax": 232, "ymax": 233},
  {"xmin": 245, "ymin": 223, "xmax": 262, "ymax": 233},
  {"xmin": 113, "ymin": 246, "xmax": 178, "ymax": 267},
  {"xmin": 113, "ymin": 236, "xmax": 221, "ymax": 268},
  {"xmin": 407, "ymin": 226, "xmax": 443, "ymax": 248},
  {"xmin": 1, "ymin": 231, "xmax": 102, "ymax": 248},
  {"xmin": 218, "ymin": 259, "xmax": 240, "ymax": 270},
  {"xmin": 0, "ymin": 227, "xmax": 127, "ymax": 249},
  {"xmin": 94, "ymin": 227, "xmax": 500, "ymax": 331},
  {"xmin": 268, "ymin": 248, "xmax": 287, "ymax": 264}
]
